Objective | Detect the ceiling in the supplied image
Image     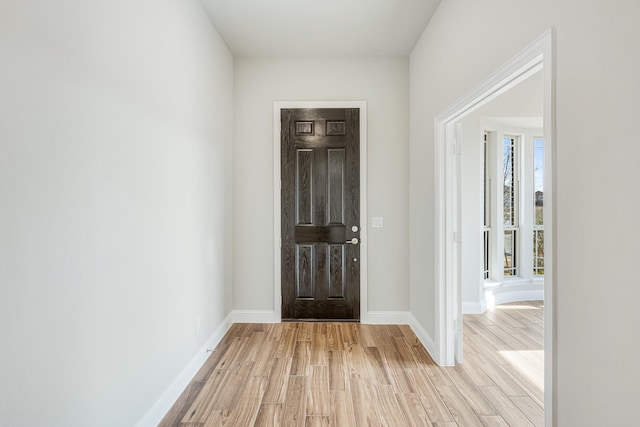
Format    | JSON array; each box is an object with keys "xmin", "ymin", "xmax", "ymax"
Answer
[{"xmin": 201, "ymin": 0, "xmax": 441, "ymax": 56}]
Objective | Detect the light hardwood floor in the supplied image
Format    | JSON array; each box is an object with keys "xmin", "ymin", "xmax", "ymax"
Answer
[{"xmin": 159, "ymin": 301, "xmax": 543, "ymax": 426}]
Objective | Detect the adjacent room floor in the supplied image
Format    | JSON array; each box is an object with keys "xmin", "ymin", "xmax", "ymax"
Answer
[{"xmin": 160, "ymin": 301, "xmax": 543, "ymax": 426}]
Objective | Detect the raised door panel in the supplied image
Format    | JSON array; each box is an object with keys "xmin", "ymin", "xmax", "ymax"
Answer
[
  {"xmin": 296, "ymin": 244, "xmax": 314, "ymax": 299},
  {"xmin": 328, "ymin": 244, "xmax": 345, "ymax": 299},
  {"xmin": 296, "ymin": 149, "xmax": 314, "ymax": 225},
  {"xmin": 327, "ymin": 148, "xmax": 345, "ymax": 225}
]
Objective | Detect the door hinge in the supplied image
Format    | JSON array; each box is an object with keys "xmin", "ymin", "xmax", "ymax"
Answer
[
  {"xmin": 450, "ymin": 141, "xmax": 461, "ymax": 156},
  {"xmin": 453, "ymin": 231, "xmax": 461, "ymax": 243}
]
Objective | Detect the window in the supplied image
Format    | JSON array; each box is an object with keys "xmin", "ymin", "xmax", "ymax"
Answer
[
  {"xmin": 533, "ymin": 138, "xmax": 544, "ymax": 275},
  {"xmin": 503, "ymin": 136, "xmax": 519, "ymax": 277},
  {"xmin": 483, "ymin": 131, "xmax": 543, "ymax": 283}
]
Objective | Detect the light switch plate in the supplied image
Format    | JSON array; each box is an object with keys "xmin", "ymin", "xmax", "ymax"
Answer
[{"xmin": 372, "ymin": 217, "xmax": 384, "ymax": 229}]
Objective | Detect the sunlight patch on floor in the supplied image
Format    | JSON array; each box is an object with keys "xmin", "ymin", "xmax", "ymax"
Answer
[{"xmin": 498, "ymin": 349, "xmax": 544, "ymax": 392}]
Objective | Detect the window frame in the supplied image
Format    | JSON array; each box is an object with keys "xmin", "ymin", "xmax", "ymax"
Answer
[
  {"xmin": 533, "ymin": 137, "xmax": 545, "ymax": 276},
  {"xmin": 502, "ymin": 135, "xmax": 520, "ymax": 277},
  {"xmin": 483, "ymin": 132, "xmax": 492, "ymax": 280}
]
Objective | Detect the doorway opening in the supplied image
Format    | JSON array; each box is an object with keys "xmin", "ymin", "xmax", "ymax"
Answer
[{"xmin": 434, "ymin": 30, "xmax": 556, "ymax": 426}]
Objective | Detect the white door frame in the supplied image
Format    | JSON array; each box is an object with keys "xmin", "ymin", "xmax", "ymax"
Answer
[
  {"xmin": 434, "ymin": 30, "xmax": 556, "ymax": 426},
  {"xmin": 273, "ymin": 101, "xmax": 369, "ymax": 322}
]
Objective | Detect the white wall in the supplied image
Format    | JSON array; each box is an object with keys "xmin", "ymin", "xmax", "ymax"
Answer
[
  {"xmin": 234, "ymin": 56, "xmax": 409, "ymax": 314},
  {"xmin": 0, "ymin": 1, "xmax": 234, "ymax": 426},
  {"xmin": 459, "ymin": 72, "xmax": 543, "ymax": 312},
  {"xmin": 410, "ymin": 0, "xmax": 640, "ymax": 425}
]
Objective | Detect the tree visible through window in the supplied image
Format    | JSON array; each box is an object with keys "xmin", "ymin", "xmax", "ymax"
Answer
[
  {"xmin": 503, "ymin": 137, "xmax": 518, "ymax": 276},
  {"xmin": 533, "ymin": 138, "xmax": 544, "ymax": 275}
]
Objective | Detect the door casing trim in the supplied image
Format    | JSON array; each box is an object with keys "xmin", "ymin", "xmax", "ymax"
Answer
[
  {"xmin": 273, "ymin": 101, "xmax": 368, "ymax": 323},
  {"xmin": 433, "ymin": 29, "xmax": 556, "ymax": 426}
]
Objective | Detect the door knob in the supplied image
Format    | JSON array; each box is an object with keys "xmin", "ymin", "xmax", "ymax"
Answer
[{"xmin": 346, "ymin": 238, "xmax": 359, "ymax": 245}]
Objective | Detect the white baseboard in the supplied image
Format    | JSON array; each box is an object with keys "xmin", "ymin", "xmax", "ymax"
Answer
[
  {"xmin": 487, "ymin": 289, "xmax": 543, "ymax": 308},
  {"xmin": 231, "ymin": 309, "xmax": 417, "ymax": 325},
  {"xmin": 365, "ymin": 311, "xmax": 411, "ymax": 325},
  {"xmin": 407, "ymin": 313, "xmax": 438, "ymax": 364},
  {"xmin": 231, "ymin": 310, "xmax": 280, "ymax": 323},
  {"xmin": 135, "ymin": 312, "xmax": 233, "ymax": 427},
  {"xmin": 462, "ymin": 299, "xmax": 487, "ymax": 314},
  {"xmin": 366, "ymin": 311, "xmax": 440, "ymax": 366}
]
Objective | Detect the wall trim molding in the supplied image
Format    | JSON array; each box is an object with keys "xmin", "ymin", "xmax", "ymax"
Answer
[
  {"xmin": 231, "ymin": 310, "xmax": 280, "ymax": 323},
  {"xmin": 229, "ymin": 310, "xmax": 424, "ymax": 326},
  {"xmin": 462, "ymin": 299, "xmax": 488, "ymax": 315},
  {"xmin": 135, "ymin": 312, "xmax": 234, "ymax": 427},
  {"xmin": 488, "ymin": 289, "xmax": 544, "ymax": 308},
  {"xmin": 408, "ymin": 313, "xmax": 438, "ymax": 363},
  {"xmin": 366, "ymin": 311, "xmax": 411, "ymax": 325}
]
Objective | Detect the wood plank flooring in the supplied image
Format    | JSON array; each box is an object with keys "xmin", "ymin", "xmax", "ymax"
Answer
[{"xmin": 159, "ymin": 301, "xmax": 543, "ymax": 427}]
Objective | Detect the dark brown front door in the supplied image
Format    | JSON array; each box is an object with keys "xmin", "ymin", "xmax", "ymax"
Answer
[{"xmin": 281, "ymin": 108, "xmax": 360, "ymax": 321}]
